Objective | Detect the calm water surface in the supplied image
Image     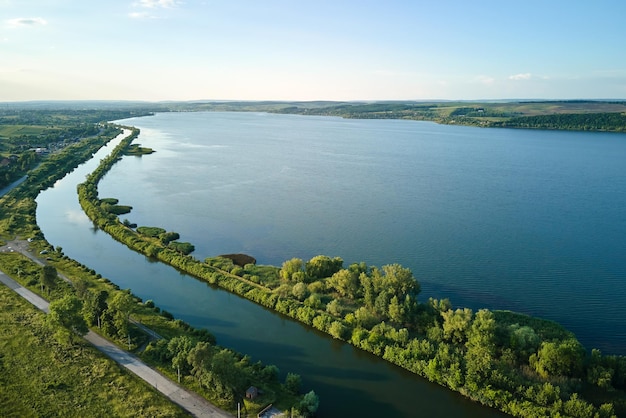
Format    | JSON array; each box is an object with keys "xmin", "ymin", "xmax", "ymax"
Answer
[
  {"xmin": 35, "ymin": 112, "xmax": 626, "ymax": 416},
  {"xmin": 108, "ymin": 112, "xmax": 624, "ymax": 353}
]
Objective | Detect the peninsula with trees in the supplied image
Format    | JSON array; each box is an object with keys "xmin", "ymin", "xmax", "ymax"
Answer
[{"xmin": 76, "ymin": 116, "xmax": 625, "ymax": 417}]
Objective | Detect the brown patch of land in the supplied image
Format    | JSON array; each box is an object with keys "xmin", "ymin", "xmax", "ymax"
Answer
[{"xmin": 218, "ymin": 253, "xmax": 256, "ymax": 267}]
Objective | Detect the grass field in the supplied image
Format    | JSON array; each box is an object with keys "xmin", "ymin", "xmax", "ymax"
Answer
[
  {"xmin": 0, "ymin": 267, "xmax": 188, "ymax": 418},
  {"xmin": 0, "ymin": 125, "xmax": 52, "ymax": 137}
]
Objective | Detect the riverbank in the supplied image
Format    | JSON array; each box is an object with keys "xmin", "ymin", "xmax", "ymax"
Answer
[
  {"xmin": 76, "ymin": 123, "xmax": 624, "ymax": 417},
  {"xmin": 0, "ymin": 125, "xmax": 309, "ymax": 417},
  {"xmin": 0, "ymin": 262, "xmax": 232, "ymax": 418}
]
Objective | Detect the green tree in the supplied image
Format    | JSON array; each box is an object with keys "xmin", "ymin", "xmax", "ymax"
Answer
[
  {"xmin": 292, "ymin": 282, "xmax": 309, "ymax": 301},
  {"xmin": 354, "ymin": 306, "xmax": 377, "ymax": 329},
  {"xmin": 388, "ymin": 295, "xmax": 405, "ymax": 323},
  {"xmin": 531, "ymin": 339, "xmax": 585, "ymax": 378},
  {"xmin": 328, "ymin": 268, "xmax": 359, "ymax": 299},
  {"xmin": 83, "ymin": 289, "xmax": 108, "ymax": 328},
  {"xmin": 188, "ymin": 341, "xmax": 214, "ymax": 379},
  {"xmin": 304, "ymin": 293, "xmax": 322, "ymax": 309},
  {"xmin": 360, "ymin": 272, "xmax": 375, "ymax": 308},
  {"xmin": 374, "ymin": 290, "xmax": 391, "ymax": 317},
  {"xmin": 509, "ymin": 324, "xmax": 540, "ymax": 360},
  {"xmin": 326, "ymin": 299, "xmax": 342, "ymax": 317},
  {"xmin": 465, "ymin": 309, "xmax": 496, "ymax": 389},
  {"xmin": 280, "ymin": 258, "xmax": 304, "ymax": 281},
  {"xmin": 47, "ymin": 295, "xmax": 89, "ymax": 346},
  {"xmin": 168, "ymin": 335, "xmax": 194, "ymax": 383},
  {"xmin": 159, "ymin": 231, "xmax": 180, "ymax": 245},
  {"xmin": 441, "ymin": 308, "xmax": 473, "ymax": 344},
  {"xmin": 297, "ymin": 390, "xmax": 320, "ymax": 417},
  {"xmin": 380, "ymin": 263, "xmax": 420, "ymax": 299},
  {"xmin": 109, "ymin": 290, "xmax": 136, "ymax": 348},
  {"xmin": 285, "ymin": 372, "xmax": 302, "ymax": 394},
  {"xmin": 40, "ymin": 264, "xmax": 57, "ymax": 295},
  {"xmin": 210, "ymin": 349, "xmax": 247, "ymax": 404},
  {"xmin": 329, "ymin": 321, "xmax": 347, "ymax": 340},
  {"xmin": 305, "ymin": 255, "xmax": 343, "ymax": 280},
  {"xmin": 587, "ymin": 349, "xmax": 614, "ymax": 389}
]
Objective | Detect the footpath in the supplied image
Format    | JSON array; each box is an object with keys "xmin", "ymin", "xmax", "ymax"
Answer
[{"xmin": 0, "ymin": 242, "xmax": 232, "ymax": 418}]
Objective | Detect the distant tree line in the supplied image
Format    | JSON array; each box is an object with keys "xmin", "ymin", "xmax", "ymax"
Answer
[
  {"xmin": 274, "ymin": 103, "xmax": 441, "ymax": 121},
  {"xmin": 489, "ymin": 112, "xmax": 626, "ymax": 132},
  {"xmin": 0, "ymin": 108, "xmax": 154, "ymax": 126},
  {"xmin": 270, "ymin": 102, "xmax": 626, "ymax": 132}
]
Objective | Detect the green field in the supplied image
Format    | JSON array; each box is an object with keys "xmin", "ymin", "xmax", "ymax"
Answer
[{"xmin": 0, "ymin": 282, "xmax": 188, "ymax": 418}]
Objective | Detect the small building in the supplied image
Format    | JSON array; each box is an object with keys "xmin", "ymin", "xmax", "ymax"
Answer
[{"xmin": 245, "ymin": 386, "xmax": 259, "ymax": 400}]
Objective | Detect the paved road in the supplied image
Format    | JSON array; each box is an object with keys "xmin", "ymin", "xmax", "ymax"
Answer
[{"xmin": 0, "ymin": 268, "xmax": 232, "ymax": 418}]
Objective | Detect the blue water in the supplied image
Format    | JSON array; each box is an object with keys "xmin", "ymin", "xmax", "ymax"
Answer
[
  {"xmin": 35, "ymin": 125, "xmax": 509, "ymax": 418},
  {"xmin": 34, "ymin": 112, "xmax": 626, "ymax": 416},
  {"xmin": 98, "ymin": 112, "xmax": 626, "ymax": 354}
]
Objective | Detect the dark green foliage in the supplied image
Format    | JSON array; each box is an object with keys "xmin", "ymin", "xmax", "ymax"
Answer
[
  {"xmin": 305, "ymin": 255, "xmax": 343, "ymax": 280},
  {"xmin": 82, "ymin": 289, "xmax": 108, "ymax": 328},
  {"xmin": 168, "ymin": 241, "xmax": 195, "ymax": 255},
  {"xmin": 40, "ymin": 264, "xmax": 58, "ymax": 295},
  {"xmin": 296, "ymin": 390, "xmax": 320, "ymax": 417},
  {"xmin": 492, "ymin": 112, "xmax": 626, "ymax": 131},
  {"xmin": 280, "ymin": 257, "xmax": 304, "ymax": 281},
  {"xmin": 99, "ymin": 198, "xmax": 119, "ymax": 205},
  {"xmin": 137, "ymin": 226, "xmax": 166, "ymax": 237},
  {"xmin": 104, "ymin": 204, "xmax": 133, "ymax": 215},
  {"xmin": 531, "ymin": 339, "xmax": 585, "ymax": 379},
  {"xmin": 125, "ymin": 143, "xmax": 155, "ymax": 155},
  {"xmin": 285, "ymin": 373, "xmax": 302, "ymax": 394},
  {"xmin": 160, "ymin": 231, "xmax": 180, "ymax": 244},
  {"xmin": 46, "ymin": 295, "xmax": 89, "ymax": 346}
]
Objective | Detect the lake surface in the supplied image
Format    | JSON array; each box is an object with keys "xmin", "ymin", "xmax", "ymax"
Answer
[
  {"xmin": 110, "ymin": 112, "xmax": 625, "ymax": 353},
  {"xmin": 34, "ymin": 112, "xmax": 626, "ymax": 416}
]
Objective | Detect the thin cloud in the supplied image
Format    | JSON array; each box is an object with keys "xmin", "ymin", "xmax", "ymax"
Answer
[
  {"xmin": 138, "ymin": 0, "xmax": 179, "ymax": 8},
  {"xmin": 129, "ymin": 0, "xmax": 179, "ymax": 19},
  {"xmin": 128, "ymin": 11, "xmax": 156, "ymax": 19},
  {"xmin": 5, "ymin": 17, "xmax": 47, "ymax": 28},
  {"xmin": 476, "ymin": 75, "xmax": 495, "ymax": 85},
  {"xmin": 509, "ymin": 73, "xmax": 532, "ymax": 81}
]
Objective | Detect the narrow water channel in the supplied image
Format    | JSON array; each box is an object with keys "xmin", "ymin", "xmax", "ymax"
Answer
[{"xmin": 35, "ymin": 129, "xmax": 507, "ymax": 417}]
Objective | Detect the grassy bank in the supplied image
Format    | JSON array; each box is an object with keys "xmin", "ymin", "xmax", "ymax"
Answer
[
  {"xmin": 0, "ymin": 282, "xmax": 188, "ymax": 418},
  {"xmin": 0, "ymin": 123, "xmax": 317, "ymax": 417}
]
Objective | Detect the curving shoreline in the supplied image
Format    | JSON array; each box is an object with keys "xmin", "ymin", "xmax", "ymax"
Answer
[{"xmin": 76, "ymin": 124, "xmax": 625, "ymax": 417}]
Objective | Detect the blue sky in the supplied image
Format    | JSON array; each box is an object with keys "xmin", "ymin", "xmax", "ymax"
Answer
[{"xmin": 1, "ymin": 0, "xmax": 625, "ymax": 101}]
